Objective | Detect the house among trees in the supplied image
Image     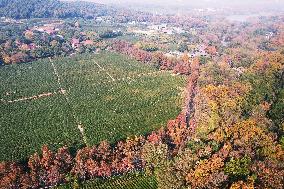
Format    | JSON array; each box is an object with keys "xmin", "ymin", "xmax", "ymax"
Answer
[
  {"xmin": 71, "ymin": 38, "xmax": 80, "ymax": 48},
  {"xmin": 82, "ymin": 40, "xmax": 94, "ymax": 46},
  {"xmin": 20, "ymin": 43, "xmax": 36, "ymax": 51},
  {"xmin": 32, "ymin": 23, "xmax": 61, "ymax": 35},
  {"xmin": 148, "ymin": 24, "xmax": 167, "ymax": 31},
  {"xmin": 24, "ymin": 30, "xmax": 34, "ymax": 39},
  {"xmin": 33, "ymin": 26, "xmax": 59, "ymax": 34}
]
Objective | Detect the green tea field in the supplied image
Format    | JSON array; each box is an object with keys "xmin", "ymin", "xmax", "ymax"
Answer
[{"xmin": 0, "ymin": 52, "xmax": 186, "ymax": 161}]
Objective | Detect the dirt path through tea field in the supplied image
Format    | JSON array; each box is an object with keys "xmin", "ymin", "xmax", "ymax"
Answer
[
  {"xmin": 94, "ymin": 60, "xmax": 116, "ymax": 81},
  {"xmin": 49, "ymin": 58, "xmax": 88, "ymax": 145}
]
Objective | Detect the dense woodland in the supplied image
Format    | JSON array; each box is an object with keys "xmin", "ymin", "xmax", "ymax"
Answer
[
  {"xmin": 0, "ymin": 0, "xmax": 115, "ymax": 19},
  {"xmin": 0, "ymin": 0, "xmax": 284, "ymax": 189}
]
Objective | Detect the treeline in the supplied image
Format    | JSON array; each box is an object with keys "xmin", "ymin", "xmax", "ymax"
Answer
[
  {"xmin": 0, "ymin": 0, "xmax": 115, "ymax": 19},
  {"xmin": 111, "ymin": 40, "xmax": 194, "ymax": 75}
]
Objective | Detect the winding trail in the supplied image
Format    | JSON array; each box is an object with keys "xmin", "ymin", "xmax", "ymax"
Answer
[{"xmin": 49, "ymin": 58, "xmax": 88, "ymax": 145}]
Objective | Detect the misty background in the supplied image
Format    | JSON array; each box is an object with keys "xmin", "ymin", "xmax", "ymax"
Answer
[{"xmin": 62, "ymin": 0, "xmax": 284, "ymax": 13}]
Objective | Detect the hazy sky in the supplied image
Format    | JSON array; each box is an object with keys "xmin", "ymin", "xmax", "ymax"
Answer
[
  {"xmin": 66, "ymin": 0, "xmax": 283, "ymax": 5},
  {"xmin": 63, "ymin": 0, "xmax": 284, "ymax": 11}
]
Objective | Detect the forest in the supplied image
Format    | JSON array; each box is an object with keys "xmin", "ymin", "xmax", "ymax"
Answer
[
  {"xmin": 0, "ymin": 0, "xmax": 115, "ymax": 19},
  {"xmin": 0, "ymin": 0, "xmax": 284, "ymax": 189}
]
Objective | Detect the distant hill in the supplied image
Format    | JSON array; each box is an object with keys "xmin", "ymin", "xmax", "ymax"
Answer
[{"xmin": 0, "ymin": 0, "xmax": 116, "ymax": 19}]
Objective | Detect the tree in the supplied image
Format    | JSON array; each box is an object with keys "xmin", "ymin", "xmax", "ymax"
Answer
[
  {"xmin": 194, "ymin": 83, "xmax": 249, "ymax": 140},
  {"xmin": 0, "ymin": 162, "xmax": 31, "ymax": 189},
  {"xmin": 252, "ymin": 160, "xmax": 284, "ymax": 189},
  {"xmin": 141, "ymin": 141, "xmax": 168, "ymax": 176},
  {"xmin": 186, "ymin": 156, "xmax": 227, "ymax": 189},
  {"xmin": 28, "ymin": 145, "xmax": 73, "ymax": 188},
  {"xmin": 178, "ymin": 43, "xmax": 188, "ymax": 52},
  {"xmin": 224, "ymin": 156, "xmax": 251, "ymax": 180}
]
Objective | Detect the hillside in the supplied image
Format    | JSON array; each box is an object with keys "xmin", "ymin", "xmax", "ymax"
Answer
[{"xmin": 0, "ymin": 0, "xmax": 115, "ymax": 19}]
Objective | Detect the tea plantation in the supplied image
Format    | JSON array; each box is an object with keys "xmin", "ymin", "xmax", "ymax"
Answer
[{"xmin": 0, "ymin": 52, "xmax": 186, "ymax": 161}]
